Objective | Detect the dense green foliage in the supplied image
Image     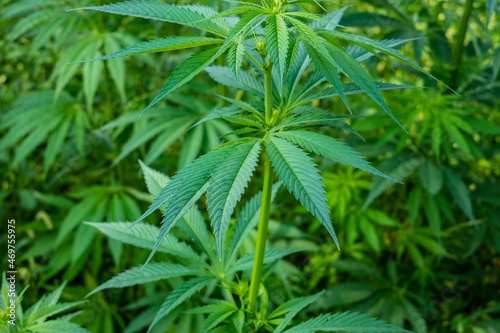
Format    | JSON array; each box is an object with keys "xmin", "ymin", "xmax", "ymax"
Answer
[{"xmin": 1, "ymin": 0, "xmax": 499, "ymax": 332}]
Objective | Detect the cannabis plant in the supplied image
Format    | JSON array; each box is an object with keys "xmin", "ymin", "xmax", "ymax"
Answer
[
  {"xmin": 0, "ymin": 274, "xmax": 88, "ymax": 332},
  {"xmin": 75, "ymin": 0, "xmax": 447, "ymax": 330},
  {"xmin": 88, "ymin": 161, "xmax": 409, "ymax": 332}
]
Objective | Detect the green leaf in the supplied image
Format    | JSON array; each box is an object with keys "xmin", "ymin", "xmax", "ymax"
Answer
[
  {"xmin": 143, "ymin": 47, "xmax": 224, "ymax": 113},
  {"xmin": 363, "ymin": 156, "xmax": 424, "ymax": 209},
  {"xmin": 177, "ymin": 206, "xmax": 219, "ymax": 263},
  {"xmin": 26, "ymin": 301, "xmax": 87, "ymax": 326},
  {"xmin": 178, "ymin": 124, "xmax": 204, "ymax": 168},
  {"xmin": 272, "ymin": 291, "xmax": 325, "ymax": 333},
  {"xmin": 139, "ymin": 160, "xmax": 169, "ymax": 198},
  {"xmin": 302, "ymin": 82, "xmax": 420, "ymax": 105},
  {"xmin": 132, "ymin": 142, "xmax": 235, "ymax": 230},
  {"xmin": 44, "ymin": 116, "xmax": 71, "ymax": 173},
  {"xmin": 88, "ymin": 263, "xmax": 203, "ymax": 296},
  {"xmin": 82, "ymin": 44, "xmax": 103, "ymax": 110},
  {"xmin": 443, "ymin": 121, "xmax": 472, "ymax": 157},
  {"xmin": 486, "ymin": 0, "xmax": 498, "ymax": 25},
  {"xmin": 104, "ymin": 35, "xmax": 127, "ymax": 102},
  {"xmin": 87, "ymin": 222, "xmax": 202, "ymax": 264},
  {"xmin": 73, "ymin": 1, "xmax": 230, "ymax": 37},
  {"xmin": 266, "ymin": 14, "xmax": 289, "ymax": 84},
  {"xmin": 143, "ymin": 142, "xmax": 240, "ymax": 265},
  {"xmin": 192, "ymin": 105, "xmax": 243, "ymax": 128},
  {"xmin": 227, "ymin": 41, "xmax": 246, "ymax": 79},
  {"xmin": 324, "ymin": 31, "xmax": 454, "ymax": 92},
  {"xmin": 283, "ymin": 311, "xmax": 411, "ymax": 332},
  {"xmin": 304, "ymin": 44, "xmax": 350, "ymax": 112},
  {"xmin": 11, "ymin": 115, "xmax": 60, "ymax": 167},
  {"xmin": 310, "ymin": 7, "xmax": 347, "ymax": 30},
  {"xmin": 226, "ymin": 182, "xmax": 281, "ymax": 264},
  {"xmin": 271, "ymin": 114, "xmax": 358, "ymax": 132},
  {"xmin": 229, "ymin": 248, "xmax": 302, "ymax": 273},
  {"xmin": 233, "ymin": 309, "xmax": 245, "ymax": 333},
  {"xmin": 148, "ymin": 277, "xmax": 214, "ymax": 332},
  {"xmin": 27, "ymin": 320, "xmax": 89, "ymax": 333},
  {"xmin": 286, "ymin": 16, "xmax": 350, "ymax": 113},
  {"xmin": 206, "ymin": 66, "xmax": 265, "ymax": 97},
  {"xmin": 419, "ymin": 160, "xmax": 443, "ymax": 196},
  {"xmin": 79, "ymin": 36, "xmax": 225, "ymax": 62},
  {"xmin": 207, "ymin": 139, "xmax": 261, "ymax": 258},
  {"xmin": 218, "ymin": 96, "xmax": 264, "ymax": 120},
  {"xmin": 202, "ymin": 306, "xmax": 238, "ymax": 333},
  {"xmin": 423, "ymin": 196, "xmax": 441, "ymax": 239},
  {"xmin": 265, "ymin": 136, "xmax": 339, "ymax": 248},
  {"xmin": 442, "ymin": 167, "xmax": 474, "ymax": 220},
  {"xmin": 223, "ymin": 10, "xmax": 265, "ymax": 49},
  {"xmin": 274, "ymin": 131, "xmax": 394, "ymax": 181},
  {"xmin": 325, "ymin": 42, "xmax": 404, "ymax": 130},
  {"xmin": 359, "ymin": 217, "xmax": 380, "ymax": 252},
  {"xmin": 56, "ymin": 194, "xmax": 103, "ymax": 246}
]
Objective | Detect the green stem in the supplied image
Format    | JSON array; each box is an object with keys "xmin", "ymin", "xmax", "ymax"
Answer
[
  {"xmin": 248, "ymin": 152, "xmax": 273, "ymax": 311},
  {"xmin": 450, "ymin": 0, "xmax": 474, "ymax": 90},
  {"xmin": 264, "ymin": 61, "xmax": 273, "ymax": 125},
  {"xmin": 248, "ymin": 61, "xmax": 274, "ymax": 311}
]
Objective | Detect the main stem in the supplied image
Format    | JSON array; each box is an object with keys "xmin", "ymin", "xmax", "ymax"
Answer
[
  {"xmin": 450, "ymin": 0, "xmax": 473, "ymax": 90},
  {"xmin": 248, "ymin": 61, "xmax": 274, "ymax": 311}
]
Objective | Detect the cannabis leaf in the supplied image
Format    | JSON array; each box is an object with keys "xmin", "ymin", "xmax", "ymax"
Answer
[{"xmin": 265, "ymin": 136, "xmax": 339, "ymax": 248}]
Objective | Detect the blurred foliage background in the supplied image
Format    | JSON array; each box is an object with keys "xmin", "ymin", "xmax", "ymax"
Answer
[{"xmin": 0, "ymin": 0, "xmax": 499, "ymax": 332}]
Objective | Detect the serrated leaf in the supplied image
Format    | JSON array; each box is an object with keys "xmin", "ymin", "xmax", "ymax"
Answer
[
  {"xmin": 265, "ymin": 136, "xmax": 339, "ymax": 248},
  {"xmin": 143, "ymin": 142, "xmax": 241, "ymax": 265},
  {"xmin": 207, "ymin": 139, "xmax": 261, "ymax": 258},
  {"xmin": 192, "ymin": 105, "xmax": 243, "ymax": 128},
  {"xmin": 283, "ymin": 311, "xmax": 411, "ymax": 332},
  {"xmin": 177, "ymin": 207, "xmax": 218, "ymax": 264},
  {"xmin": 27, "ymin": 320, "xmax": 89, "ymax": 333},
  {"xmin": 233, "ymin": 309, "xmax": 245, "ymax": 333},
  {"xmin": 202, "ymin": 306, "xmax": 238, "ymax": 333},
  {"xmin": 310, "ymin": 7, "xmax": 347, "ymax": 31},
  {"xmin": 206, "ymin": 66, "xmax": 265, "ymax": 97},
  {"xmin": 271, "ymin": 114, "xmax": 358, "ymax": 132},
  {"xmin": 324, "ymin": 31, "xmax": 454, "ymax": 92},
  {"xmin": 143, "ymin": 47, "xmax": 224, "ymax": 113},
  {"xmin": 274, "ymin": 131, "xmax": 394, "ymax": 181},
  {"xmin": 148, "ymin": 277, "xmax": 214, "ymax": 332},
  {"xmin": 79, "ymin": 36, "xmax": 225, "ymax": 63},
  {"xmin": 87, "ymin": 263, "xmax": 202, "ymax": 296},
  {"xmin": 131, "ymin": 142, "xmax": 236, "ymax": 231},
  {"xmin": 266, "ymin": 14, "xmax": 289, "ymax": 85},
  {"xmin": 226, "ymin": 182, "xmax": 281, "ymax": 264},
  {"xmin": 229, "ymin": 248, "xmax": 302, "ymax": 273},
  {"xmin": 139, "ymin": 160, "xmax": 169, "ymax": 198},
  {"xmin": 325, "ymin": 42, "xmax": 404, "ymax": 130},
  {"xmin": 290, "ymin": 24, "xmax": 350, "ymax": 112},
  {"xmin": 73, "ymin": 1, "xmax": 230, "ymax": 36},
  {"xmin": 302, "ymin": 82, "xmax": 420, "ymax": 105},
  {"xmin": 87, "ymin": 222, "xmax": 202, "ymax": 264},
  {"xmin": 227, "ymin": 41, "xmax": 246, "ymax": 78},
  {"xmin": 273, "ymin": 291, "xmax": 325, "ymax": 333}
]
